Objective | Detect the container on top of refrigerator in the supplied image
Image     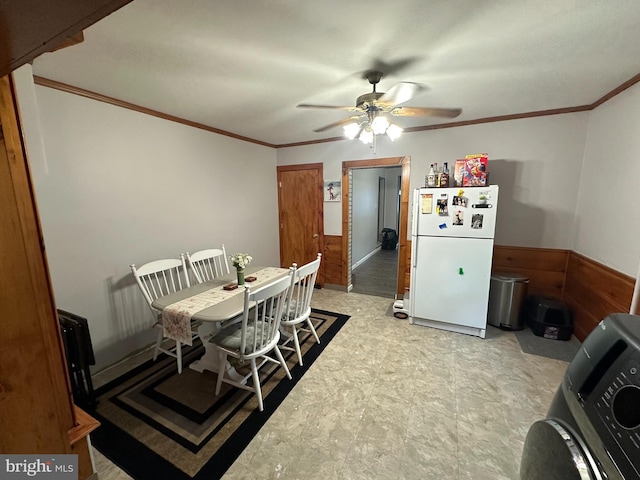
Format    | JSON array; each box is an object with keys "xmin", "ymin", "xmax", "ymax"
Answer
[
  {"xmin": 453, "ymin": 159, "xmax": 465, "ymax": 186},
  {"xmin": 462, "ymin": 153, "xmax": 489, "ymax": 186},
  {"xmin": 426, "ymin": 163, "xmax": 436, "ymax": 187}
]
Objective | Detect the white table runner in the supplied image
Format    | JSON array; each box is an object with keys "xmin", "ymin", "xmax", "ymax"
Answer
[{"xmin": 161, "ymin": 267, "xmax": 287, "ymax": 345}]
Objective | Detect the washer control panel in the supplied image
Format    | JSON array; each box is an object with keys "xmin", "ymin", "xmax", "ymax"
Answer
[{"xmin": 593, "ymin": 356, "xmax": 640, "ymax": 473}]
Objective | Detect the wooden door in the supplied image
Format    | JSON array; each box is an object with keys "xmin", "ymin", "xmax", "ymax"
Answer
[{"xmin": 277, "ymin": 163, "xmax": 324, "ymax": 285}]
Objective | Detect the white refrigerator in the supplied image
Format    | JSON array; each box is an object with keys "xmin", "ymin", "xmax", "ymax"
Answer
[{"xmin": 409, "ymin": 185, "xmax": 499, "ymax": 338}]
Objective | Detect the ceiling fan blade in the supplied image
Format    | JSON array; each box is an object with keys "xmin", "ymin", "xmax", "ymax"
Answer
[
  {"xmin": 313, "ymin": 115, "xmax": 365, "ymax": 133},
  {"xmin": 358, "ymin": 56, "xmax": 424, "ymax": 79},
  {"xmin": 298, "ymin": 103, "xmax": 361, "ymax": 112},
  {"xmin": 377, "ymin": 82, "xmax": 426, "ymax": 106},
  {"xmin": 390, "ymin": 106, "xmax": 462, "ymax": 118}
]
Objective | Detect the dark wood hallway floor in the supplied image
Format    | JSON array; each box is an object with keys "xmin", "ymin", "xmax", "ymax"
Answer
[{"xmin": 351, "ymin": 248, "xmax": 398, "ymax": 299}]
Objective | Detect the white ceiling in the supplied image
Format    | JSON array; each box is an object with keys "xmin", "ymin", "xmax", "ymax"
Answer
[{"xmin": 31, "ymin": 0, "xmax": 640, "ymax": 147}]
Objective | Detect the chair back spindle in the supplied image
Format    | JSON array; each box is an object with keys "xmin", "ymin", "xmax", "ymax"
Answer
[
  {"xmin": 131, "ymin": 258, "xmax": 189, "ymax": 315},
  {"xmin": 183, "ymin": 245, "xmax": 230, "ymax": 284}
]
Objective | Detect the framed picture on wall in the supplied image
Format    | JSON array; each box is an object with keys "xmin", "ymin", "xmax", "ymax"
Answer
[{"xmin": 324, "ymin": 180, "xmax": 341, "ymax": 202}]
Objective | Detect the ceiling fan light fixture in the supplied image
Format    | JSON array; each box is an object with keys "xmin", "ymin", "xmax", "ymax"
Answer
[
  {"xmin": 300, "ymin": 69, "xmax": 460, "ymax": 147},
  {"xmin": 343, "ymin": 122, "xmax": 361, "ymax": 140},
  {"xmin": 371, "ymin": 115, "xmax": 390, "ymax": 135},
  {"xmin": 359, "ymin": 128, "xmax": 373, "ymax": 144},
  {"xmin": 386, "ymin": 123, "xmax": 403, "ymax": 141}
]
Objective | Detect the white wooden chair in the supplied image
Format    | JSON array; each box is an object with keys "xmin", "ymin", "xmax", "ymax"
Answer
[
  {"xmin": 280, "ymin": 253, "xmax": 322, "ymax": 366},
  {"xmin": 182, "ymin": 245, "xmax": 230, "ymax": 284},
  {"xmin": 130, "ymin": 258, "xmax": 194, "ymax": 374},
  {"xmin": 210, "ymin": 272, "xmax": 293, "ymax": 412}
]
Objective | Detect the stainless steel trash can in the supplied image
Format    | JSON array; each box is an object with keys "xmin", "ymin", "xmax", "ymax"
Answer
[{"xmin": 488, "ymin": 273, "xmax": 529, "ymax": 330}]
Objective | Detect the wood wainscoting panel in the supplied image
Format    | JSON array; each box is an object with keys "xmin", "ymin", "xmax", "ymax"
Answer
[
  {"xmin": 492, "ymin": 245, "xmax": 569, "ymax": 299},
  {"xmin": 341, "ymin": 240, "xmax": 634, "ymax": 342},
  {"xmin": 563, "ymin": 252, "xmax": 634, "ymax": 341},
  {"xmin": 404, "ymin": 239, "xmax": 412, "ymax": 293},
  {"xmin": 324, "ymin": 235, "xmax": 343, "ymax": 285}
]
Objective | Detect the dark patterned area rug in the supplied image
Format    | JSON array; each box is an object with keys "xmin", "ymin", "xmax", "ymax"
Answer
[{"xmin": 89, "ymin": 309, "xmax": 350, "ymax": 480}]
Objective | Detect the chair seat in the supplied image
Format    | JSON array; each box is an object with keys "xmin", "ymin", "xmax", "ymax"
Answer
[
  {"xmin": 281, "ymin": 299, "xmax": 311, "ymax": 325},
  {"xmin": 211, "ymin": 319, "xmax": 275, "ymax": 354}
]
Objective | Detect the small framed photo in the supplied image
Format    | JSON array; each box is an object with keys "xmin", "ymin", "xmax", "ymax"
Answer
[
  {"xmin": 472, "ymin": 213, "xmax": 484, "ymax": 229},
  {"xmin": 324, "ymin": 181, "xmax": 341, "ymax": 202},
  {"xmin": 453, "ymin": 209, "xmax": 464, "ymax": 225},
  {"xmin": 452, "ymin": 196, "xmax": 468, "ymax": 207},
  {"xmin": 437, "ymin": 198, "xmax": 448, "ymax": 216}
]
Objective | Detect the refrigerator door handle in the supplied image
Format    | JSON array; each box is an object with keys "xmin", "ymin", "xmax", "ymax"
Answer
[{"xmin": 412, "ymin": 192, "xmax": 419, "ymax": 234}]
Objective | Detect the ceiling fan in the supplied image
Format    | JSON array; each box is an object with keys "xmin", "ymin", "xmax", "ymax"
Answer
[{"xmin": 297, "ymin": 70, "xmax": 462, "ymax": 142}]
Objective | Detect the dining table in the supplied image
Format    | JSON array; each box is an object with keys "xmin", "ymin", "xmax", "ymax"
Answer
[{"xmin": 151, "ymin": 265, "xmax": 290, "ymax": 379}]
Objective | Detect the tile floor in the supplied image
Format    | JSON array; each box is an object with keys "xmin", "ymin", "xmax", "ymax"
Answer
[{"xmin": 91, "ymin": 288, "xmax": 569, "ymax": 479}]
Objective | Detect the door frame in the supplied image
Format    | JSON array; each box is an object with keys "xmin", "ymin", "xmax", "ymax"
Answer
[
  {"xmin": 376, "ymin": 176, "xmax": 385, "ymax": 245},
  {"xmin": 342, "ymin": 156, "xmax": 410, "ymax": 298},
  {"xmin": 276, "ymin": 163, "xmax": 325, "ymax": 286},
  {"xmin": 0, "ymin": 74, "xmax": 98, "ymax": 471}
]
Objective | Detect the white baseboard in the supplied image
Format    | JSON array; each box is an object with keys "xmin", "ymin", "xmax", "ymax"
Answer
[{"xmin": 352, "ymin": 246, "xmax": 382, "ymax": 270}]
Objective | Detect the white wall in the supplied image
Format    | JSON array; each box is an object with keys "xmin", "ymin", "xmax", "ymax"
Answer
[
  {"xmin": 277, "ymin": 112, "xmax": 589, "ymax": 249},
  {"xmin": 352, "ymin": 168, "xmax": 386, "ymax": 265},
  {"xmin": 15, "ymin": 61, "xmax": 640, "ymax": 369},
  {"xmin": 384, "ymin": 167, "xmax": 402, "ymax": 231},
  {"xmin": 15, "ymin": 69, "xmax": 279, "ymax": 371},
  {"xmin": 574, "ymin": 83, "xmax": 640, "ymax": 276}
]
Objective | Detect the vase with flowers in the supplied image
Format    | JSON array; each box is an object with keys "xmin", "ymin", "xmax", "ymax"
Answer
[{"xmin": 229, "ymin": 253, "xmax": 252, "ymax": 285}]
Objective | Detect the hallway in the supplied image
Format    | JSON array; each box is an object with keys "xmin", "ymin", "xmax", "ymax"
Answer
[{"xmin": 351, "ymin": 248, "xmax": 398, "ymax": 299}]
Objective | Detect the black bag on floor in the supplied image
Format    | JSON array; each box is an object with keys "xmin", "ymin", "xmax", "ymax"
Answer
[{"xmin": 381, "ymin": 228, "xmax": 398, "ymax": 250}]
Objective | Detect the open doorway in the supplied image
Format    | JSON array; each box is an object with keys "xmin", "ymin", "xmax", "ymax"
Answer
[
  {"xmin": 350, "ymin": 167, "xmax": 400, "ymax": 298},
  {"xmin": 341, "ymin": 156, "xmax": 411, "ymax": 299}
]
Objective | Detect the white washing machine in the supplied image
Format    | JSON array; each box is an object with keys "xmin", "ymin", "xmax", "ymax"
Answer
[{"xmin": 521, "ymin": 313, "xmax": 640, "ymax": 479}]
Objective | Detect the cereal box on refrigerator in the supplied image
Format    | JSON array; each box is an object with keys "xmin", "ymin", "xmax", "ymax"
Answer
[{"xmin": 463, "ymin": 153, "xmax": 489, "ymax": 186}]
